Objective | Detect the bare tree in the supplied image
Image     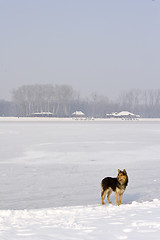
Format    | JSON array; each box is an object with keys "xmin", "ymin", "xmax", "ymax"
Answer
[
  {"xmin": 11, "ymin": 85, "xmax": 160, "ymax": 118},
  {"xmin": 12, "ymin": 84, "xmax": 77, "ymax": 117}
]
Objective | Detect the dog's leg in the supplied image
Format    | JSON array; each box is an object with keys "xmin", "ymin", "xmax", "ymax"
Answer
[
  {"xmin": 119, "ymin": 193, "xmax": 123, "ymax": 205},
  {"xmin": 101, "ymin": 189, "xmax": 108, "ymax": 205},
  {"xmin": 107, "ymin": 189, "xmax": 112, "ymax": 204},
  {"xmin": 115, "ymin": 192, "xmax": 119, "ymax": 205}
]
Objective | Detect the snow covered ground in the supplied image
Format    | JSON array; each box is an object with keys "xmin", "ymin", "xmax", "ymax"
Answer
[
  {"xmin": 0, "ymin": 200, "xmax": 160, "ymax": 240},
  {"xmin": 0, "ymin": 117, "xmax": 160, "ymax": 239}
]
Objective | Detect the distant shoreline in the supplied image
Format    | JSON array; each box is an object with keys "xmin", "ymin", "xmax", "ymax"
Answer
[{"xmin": 0, "ymin": 117, "xmax": 160, "ymax": 122}]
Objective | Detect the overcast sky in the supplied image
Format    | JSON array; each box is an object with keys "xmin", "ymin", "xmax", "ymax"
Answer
[{"xmin": 0, "ymin": 0, "xmax": 160, "ymax": 100}]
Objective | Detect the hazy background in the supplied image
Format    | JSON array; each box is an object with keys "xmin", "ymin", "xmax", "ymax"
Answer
[{"xmin": 0, "ymin": 0, "xmax": 160, "ymax": 100}]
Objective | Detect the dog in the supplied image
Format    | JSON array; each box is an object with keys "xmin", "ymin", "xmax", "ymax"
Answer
[{"xmin": 101, "ymin": 169, "xmax": 128, "ymax": 205}]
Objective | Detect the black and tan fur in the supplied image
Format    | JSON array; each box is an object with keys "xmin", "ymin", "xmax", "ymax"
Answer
[{"xmin": 101, "ymin": 169, "xmax": 128, "ymax": 206}]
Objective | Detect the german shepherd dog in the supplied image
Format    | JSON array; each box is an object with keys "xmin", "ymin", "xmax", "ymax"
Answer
[{"xmin": 101, "ymin": 169, "xmax": 128, "ymax": 205}]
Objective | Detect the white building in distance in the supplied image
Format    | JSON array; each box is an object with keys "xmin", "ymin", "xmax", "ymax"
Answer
[
  {"xmin": 72, "ymin": 111, "xmax": 85, "ymax": 117},
  {"xmin": 106, "ymin": 111, "xmax": 140, "ymax": 119}
]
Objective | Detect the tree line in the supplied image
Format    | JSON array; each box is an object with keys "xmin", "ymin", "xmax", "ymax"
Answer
[{"xmin": 0, "ymin": 84, "xmax": 160, "ymax": 118}]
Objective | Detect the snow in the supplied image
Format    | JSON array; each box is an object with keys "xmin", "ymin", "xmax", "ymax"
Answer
[
  {"xmin": 0, "ymin": 117, "xmax": 160, "ymax": 239},
  {"xmin": 0, "ymin": 200, "xmax": 160, "ymax": 239},
  {"xmin": 72, "ymin": 111, "xmax": 85, "ymax": 116},
  {"xmin": 118, "ymin": 111, "xmax": 135, "ymax": 116},
  {"xmin": 106, "ymin": 111, "xmax": 140, "ymax": 118}
]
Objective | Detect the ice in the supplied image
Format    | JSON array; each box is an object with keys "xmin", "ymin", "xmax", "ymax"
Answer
[{"xmin": 0, "ymin": 118, "xmax": 160, "ymax": 239}]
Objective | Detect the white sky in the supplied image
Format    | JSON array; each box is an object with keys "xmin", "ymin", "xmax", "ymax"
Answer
[{"xmin": 0, "ymin": 0, "xmax": 160, "ymax": 100}]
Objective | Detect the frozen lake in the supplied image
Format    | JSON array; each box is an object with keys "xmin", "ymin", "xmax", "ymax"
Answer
[{"xmin": 0, "ymin": 118, "xmax": 160, "ymax": 210}]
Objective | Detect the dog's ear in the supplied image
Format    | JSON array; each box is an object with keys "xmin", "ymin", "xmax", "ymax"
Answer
[
  {"xmin": 123, "ymin": 169, "xmax": 127, "ymax": 174},
  {"xmin": 118, "ymin": 169, "xmax": 121, "ymax": 173}
]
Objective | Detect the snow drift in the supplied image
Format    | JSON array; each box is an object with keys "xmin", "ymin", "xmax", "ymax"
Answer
[{"xmin": 0, "ymin": 199, "xmax": 160, "ymax": 240}]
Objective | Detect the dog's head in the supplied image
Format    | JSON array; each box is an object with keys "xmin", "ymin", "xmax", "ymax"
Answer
[{"xmin": 117, "ymin": 169, "xmax": 128, "ymax": 186}]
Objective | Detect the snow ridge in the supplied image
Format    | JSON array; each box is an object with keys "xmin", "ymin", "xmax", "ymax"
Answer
[{"xmin": 0, "ymin": 199, "xmax": 160, "ymax": 240}]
